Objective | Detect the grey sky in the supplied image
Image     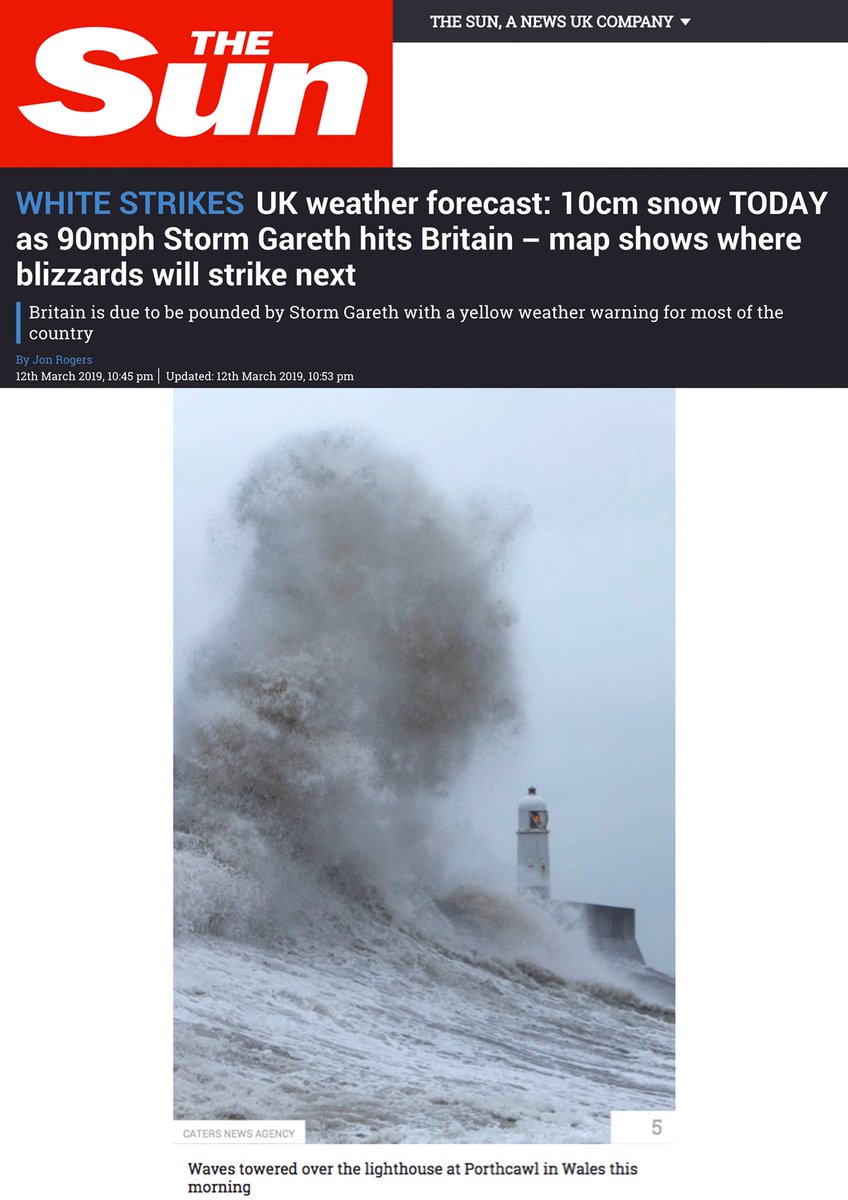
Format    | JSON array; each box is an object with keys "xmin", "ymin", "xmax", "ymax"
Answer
[{"xmin": 175, "ymin": 388, "xmax": 674, "ymax": 972}]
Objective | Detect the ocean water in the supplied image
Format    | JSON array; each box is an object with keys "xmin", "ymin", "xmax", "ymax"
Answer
[
  {"xmin": 174, "ymin": 897, "xmax": 673, "ymax": 1142},
  {"xmin": 174, "ymin": 431, "xmax": 674, "ymax": 1141}
]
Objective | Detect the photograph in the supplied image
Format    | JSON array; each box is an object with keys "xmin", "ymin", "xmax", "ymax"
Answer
[{"xmin": 173, "ymin": 388, "xmax": 675, "ymax": 1141}]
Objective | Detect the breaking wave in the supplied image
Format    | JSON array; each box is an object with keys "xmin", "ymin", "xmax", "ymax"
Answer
[
  {"xmin": 175, "ymin": 430, "xmax": 520, "ymax": 938},
  {"xmin": 173, "ymin": 429, "xmax": 674, "ymax": 1135}
]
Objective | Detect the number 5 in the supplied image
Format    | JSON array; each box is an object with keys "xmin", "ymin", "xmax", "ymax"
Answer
[{"xmin": 652, "ymin": 1118, "xmax": 663, "ymax": 1135}]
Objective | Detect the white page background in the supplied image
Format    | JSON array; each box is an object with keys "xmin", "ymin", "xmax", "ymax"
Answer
[{"xmin": 4, "ymin": 43, "xmax": 846, "ymax": 1198}]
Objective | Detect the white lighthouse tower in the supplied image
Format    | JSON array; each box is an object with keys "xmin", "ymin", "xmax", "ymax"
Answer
[{"xmin": 517, "ymin": 787, "xmax": 550, "ymax": 899}]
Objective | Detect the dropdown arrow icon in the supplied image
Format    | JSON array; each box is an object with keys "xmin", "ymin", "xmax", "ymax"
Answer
[{"xmin": 680, "ymin": 16, "xmax": 691, "ymax": 24}]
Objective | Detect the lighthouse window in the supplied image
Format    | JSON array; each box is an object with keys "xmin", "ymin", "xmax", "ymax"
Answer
[{"xmin": 530, "ymin": 810, "xmax": 547, "ymax": 829}]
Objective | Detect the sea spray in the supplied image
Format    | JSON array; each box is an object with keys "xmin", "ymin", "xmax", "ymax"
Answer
[{"xmin": 175, "ymin": 430, "xmax": 520, "ymax": 936}]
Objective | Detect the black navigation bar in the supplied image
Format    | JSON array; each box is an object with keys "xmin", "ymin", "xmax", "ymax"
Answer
[{"xmin": 393, "ymin": 2, "xmax": 848, "ymax": 43}]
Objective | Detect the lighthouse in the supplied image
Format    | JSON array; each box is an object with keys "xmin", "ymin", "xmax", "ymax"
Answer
[{"xmin": 517, "ymin": 787, "xmax": 550, "ymax": 899}]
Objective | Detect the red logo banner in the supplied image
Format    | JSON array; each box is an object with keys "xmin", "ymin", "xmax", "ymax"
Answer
[{"xmin": 6, "ymin": 1, "xmax": 392, "ymax": 165}]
